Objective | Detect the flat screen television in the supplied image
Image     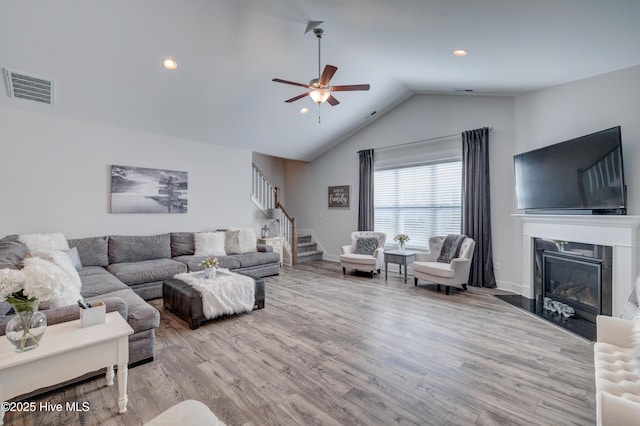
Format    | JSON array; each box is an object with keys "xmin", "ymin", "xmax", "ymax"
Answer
[{"xmin": 514, "ymin": 126, "xmax": 626, "ymax": 214}]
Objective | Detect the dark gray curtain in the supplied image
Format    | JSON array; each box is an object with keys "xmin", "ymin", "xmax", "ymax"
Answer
[
  {"xmin": 462, "ymin": 127, "xmax": 496, "ymax": 288},
  {"xmin": 358, "ymin": 149, "xmax": 375, "ymax": 231}
]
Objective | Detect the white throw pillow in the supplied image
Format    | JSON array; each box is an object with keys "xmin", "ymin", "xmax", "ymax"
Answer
[
  {"xmin": 194, "ymin": 232, "xmax": 226, "ymax": 257},
  {"xmin": 22, "ymin": 256, "xmax": 82, "ymax": 308},
  {"xmin": 48, "ymin": 251, "xmax": 82, "ymax": 295},
  {"xmin": 228, "ymin": 228, "xmax": 257, "ymax": 254},
  {"xmin": 18, "ymin": 233, "xmax": 69, "ymax": 256}
]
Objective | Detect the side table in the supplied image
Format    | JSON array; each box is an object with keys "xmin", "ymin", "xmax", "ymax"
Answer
[
  {"xmin": 258, "ymin": 237, "xmax": 284, "ymax": 265},
  {"xmin": 384, "ymin": 250, "xmax": 418, "ymax": 283},
  {"xmin": 0, "ymin": 312, "xmax": 133, "ymax": 425}
]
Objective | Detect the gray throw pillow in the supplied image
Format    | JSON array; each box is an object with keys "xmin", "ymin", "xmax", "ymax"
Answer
[
  {"xmin": 0, "ymin": 241, "xmax": 29, "ymax": 269},
  {"xmin": 354, "ymin": 237, "xmax": 379, "ymax": 256},
  {"xmin": 170, "ymin": 232, "xmax": 195, "ymax": 257}
]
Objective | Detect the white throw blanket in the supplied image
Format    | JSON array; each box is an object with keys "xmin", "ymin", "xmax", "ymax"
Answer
[{"xmin": 174, "ymin": 269, "xmax": 255, "ymax": 319}]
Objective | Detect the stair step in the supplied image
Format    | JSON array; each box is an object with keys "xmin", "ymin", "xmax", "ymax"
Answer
[
  {"xmin": 297, "ymin": 234, "xmax": 312, "ymax": 244},
  {"xmin": 297, "ymin": 250, "xmax": 323, "ymax": 263},
  {"xmin": 297, "ymin": 241, "xmax": 318, "ymax": 253}
]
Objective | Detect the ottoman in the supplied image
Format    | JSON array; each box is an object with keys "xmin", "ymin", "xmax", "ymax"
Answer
[{"xmin": 163, "ymin": 276, "xmax": 265, "ymax": 330}]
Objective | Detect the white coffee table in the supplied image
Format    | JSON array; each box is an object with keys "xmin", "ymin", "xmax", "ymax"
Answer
[{"xmin": 0, "ymin": 311, "xmax": 134, "ymax": 425}]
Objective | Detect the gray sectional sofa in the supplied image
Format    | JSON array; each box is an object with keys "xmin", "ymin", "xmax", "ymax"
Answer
[{"xmin": 0, "ymin": 231, "xmax": 280, "ymax": 367}]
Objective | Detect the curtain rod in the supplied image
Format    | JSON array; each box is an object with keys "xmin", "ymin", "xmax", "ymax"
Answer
[{"xmin": 357, "ymin": 127, "xmax": 493, "ymax": 154}]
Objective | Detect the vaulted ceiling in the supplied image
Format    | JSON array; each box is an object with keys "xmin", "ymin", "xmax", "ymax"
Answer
[{"xmin": 1, "ymin": 1, "xmax": 639, "ymax": 161}]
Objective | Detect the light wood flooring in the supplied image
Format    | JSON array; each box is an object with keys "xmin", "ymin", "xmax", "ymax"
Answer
[{"xmin": 5, "ymin": 260, "xmax": 596, "ymax": 425}]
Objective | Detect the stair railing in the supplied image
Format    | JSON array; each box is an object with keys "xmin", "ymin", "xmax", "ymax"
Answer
[
  {"xmin": 252, "ymin": 163, "xmax": 297, "ymax": 266},
  {"xmin": 252, "ymin": 163, "xmax": 276, "ymax": 212},
  {"xmin": 275, "ymin": 187, "xmax": 298, "ymax": 266}
]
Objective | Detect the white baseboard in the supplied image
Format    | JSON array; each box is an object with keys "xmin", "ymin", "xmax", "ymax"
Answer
[{"xmin": 496, "ymin": 280, "xmax": 523, "ymax": 295}]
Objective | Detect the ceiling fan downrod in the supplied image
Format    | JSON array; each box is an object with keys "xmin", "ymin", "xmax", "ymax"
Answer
[{"xmin": 314, "ymin": 28, "xmax": 324, "ymax": 81}]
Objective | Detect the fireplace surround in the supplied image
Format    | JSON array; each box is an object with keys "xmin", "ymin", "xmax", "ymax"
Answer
[
  {"xmin": 515, "ymin": 214, "xmax": 640, "ymax": 316},
  {"xmin": 503, "ymin": 214, "xmax": 640, "ymax": 339}
]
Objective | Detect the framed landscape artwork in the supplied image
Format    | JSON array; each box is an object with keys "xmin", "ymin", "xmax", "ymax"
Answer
[
  {"xmin": 328, "ymin": 185, "xmax": 350, "ymax": 208},
  {"xmin": 110, "ymin": 165, "xmax": 188, "ymax": 213}
]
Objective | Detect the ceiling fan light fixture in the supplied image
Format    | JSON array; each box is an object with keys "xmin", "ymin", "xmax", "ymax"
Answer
[{"xmin": 309, "ymin": 88, "xmax": 330, "ymax": 103}]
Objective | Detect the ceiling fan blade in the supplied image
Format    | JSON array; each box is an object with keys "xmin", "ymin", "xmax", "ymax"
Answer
[
  {"xmin": 331, "ymin": 84, "xmax": 370, "ymax": 92},
  {"xmin": 284, "ymin": 93, "xmax": 309, "ymax": 103},
  {"xmin": 273, "ymin": 78, "xmax": 310, "ymax": 89},
  {"xmin": 327, "ymin": 95, "xmax": 340, "ymax": 106},
  {"xmin": 319, "ymin": 65, "xmax": 338, "ymax": 85}
]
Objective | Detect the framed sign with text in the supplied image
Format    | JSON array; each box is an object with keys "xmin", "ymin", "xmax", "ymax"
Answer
[{"xmin": 328, "ymin": 185, "xmax": 350, "ymax": 208}]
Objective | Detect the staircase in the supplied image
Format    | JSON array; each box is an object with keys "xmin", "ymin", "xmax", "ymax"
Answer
[{"xmin": 296, "ymin": 234, "xmax": 323, "ymax": 263}]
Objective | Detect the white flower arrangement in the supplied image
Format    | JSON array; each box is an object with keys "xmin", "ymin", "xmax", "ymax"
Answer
[{"xmin": 1, "ymin": 262, "xmax": 70, "ymax": 308}]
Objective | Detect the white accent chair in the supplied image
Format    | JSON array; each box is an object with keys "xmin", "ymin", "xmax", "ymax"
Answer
[
  {"xmin": 340, "ymin": 231, "xmax": 386, "ymax": 278},
  {"xmin": 413, "ymin": 235, "xmax": 476, "ymax": 295}
]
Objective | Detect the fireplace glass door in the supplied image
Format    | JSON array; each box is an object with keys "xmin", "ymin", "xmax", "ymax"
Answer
[{"xmin": 542, "ymin": 251, "xmax": 602, "ymax": 322}]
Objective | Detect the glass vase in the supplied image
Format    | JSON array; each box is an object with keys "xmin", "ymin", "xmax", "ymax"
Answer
[
  {"xmin": 399, "ymin": 241, "xmax": 405, "ymax": 252},
  {"xmin": 5, "ymin": 299, "xmax": 47, "ymax": 352},
  {"xmin": 204, "ymin": 267, "xmax": 216, "ymax": 279}
]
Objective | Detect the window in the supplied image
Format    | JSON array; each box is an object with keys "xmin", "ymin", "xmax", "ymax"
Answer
[{"xmin": 374, "ymin": 160, "xmax": 462, "ymax": 248}]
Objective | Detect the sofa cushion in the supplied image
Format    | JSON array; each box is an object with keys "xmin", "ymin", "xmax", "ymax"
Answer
[
  {"xmin": 339, "ymin": 253, "xmax": 377, "ymax": 266},
  {"xmin": 79, "ymin": 266, "xmax": 130, "ymax": 298},
  {"xmin": 171, "ymin": 232, "xmax": 195, "ymax": 257},
  {"xmin": 108, "ymin": 258, "xmax": 187, "ymax": 286},
  {"xmin": 235, "ymin": 251, "xmax": 280, "ymax": 268},
  {"xmin": 68, "ymin": 236, "xmax": 109, "ymax": 267},
  {"xmin": 173, "ymin": 255, "xmax": 241, "ymax": 272},
  {"xmin": 0, "ymin": 241, "xmax": 29, "ymax": 269},
  {"xmin": 593, "ymin": 341, "xmax": 640, "ymax": 404},
  {"xmin": 96, "ymin": 288, "xmax": 160, "ymax": 333},
  {"xmin": 109, "ymin": 234, "xmax": 171, "ymax": 264},
  {"xmin": 413, "ymin": 261, "xmax": 455, "ymax": 278}
]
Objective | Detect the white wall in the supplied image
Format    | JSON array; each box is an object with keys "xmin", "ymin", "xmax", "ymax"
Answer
[
  {"xmin": 0, "ymin": 106, "xmax": 257, "ymax": 239},
  {"xmin": 285, "ymin": 94, "xmax": 517, "ymax": 287},
  {"xmin": 511, "ymin": 65, "xmax": 640, "ymax": 291}
]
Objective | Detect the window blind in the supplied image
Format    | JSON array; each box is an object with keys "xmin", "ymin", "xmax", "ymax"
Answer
[{"xmin": 374, "ymin": 160, "xmax": 462, "ymax": 249}]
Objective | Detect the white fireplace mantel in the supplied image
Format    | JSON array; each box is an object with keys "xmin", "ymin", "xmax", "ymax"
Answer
[{"xmin": 513, "ymin": 214, "xmax": 640, "ymax": 316}]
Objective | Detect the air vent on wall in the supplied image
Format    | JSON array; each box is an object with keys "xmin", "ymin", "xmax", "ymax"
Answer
[{"xmin": 4, "ymin": 68, "xmax": 55, "ymax": 105}]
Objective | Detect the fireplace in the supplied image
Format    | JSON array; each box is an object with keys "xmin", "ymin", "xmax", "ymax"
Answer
[
  {"xmin": 537, "ymin": 240, "xmax": 613, "ymax": 324},
  {"xmin": 506, "ymin": 214, "xmax": 640, "ymax": 340}
]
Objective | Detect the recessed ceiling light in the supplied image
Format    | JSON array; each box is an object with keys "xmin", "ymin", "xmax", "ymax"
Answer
[
  {"xmin": 162, "ymin": 58, "xmax": 178, "ymax": 70},
  {"xmin": 300, "ymin": 107, "xmax": 309, "ymax": 114},
  {"xmin": 453, "ymin": 50, "xmax": 468, "ymax": 57}
]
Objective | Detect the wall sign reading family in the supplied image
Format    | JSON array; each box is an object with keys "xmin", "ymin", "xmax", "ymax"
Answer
[
  {"xmin": 328, "ymin": 185, "xmax": 350, "ymax": 208},
  {"xmin": 110, "ymin": 165, "xmax": 188, "ymax": 213}
]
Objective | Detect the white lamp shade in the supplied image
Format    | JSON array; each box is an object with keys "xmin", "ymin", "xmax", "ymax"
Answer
[{"xmin": 267, "ymin": 208, "xmax": 283, "ymax": 220}]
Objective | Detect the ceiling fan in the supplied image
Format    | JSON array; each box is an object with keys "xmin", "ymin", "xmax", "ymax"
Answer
[{"xmin": 272, "ymin": 26, "xmax": 370, "ymax": 115}]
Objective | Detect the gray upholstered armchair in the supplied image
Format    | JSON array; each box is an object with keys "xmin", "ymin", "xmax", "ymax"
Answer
[
  {"xmin": 340, "ymin": 231, "xmax": 386, "ymax": 278},
  {"xmin": 413, "ymin": 235, "xmax": 475, "ymax": 294}
]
